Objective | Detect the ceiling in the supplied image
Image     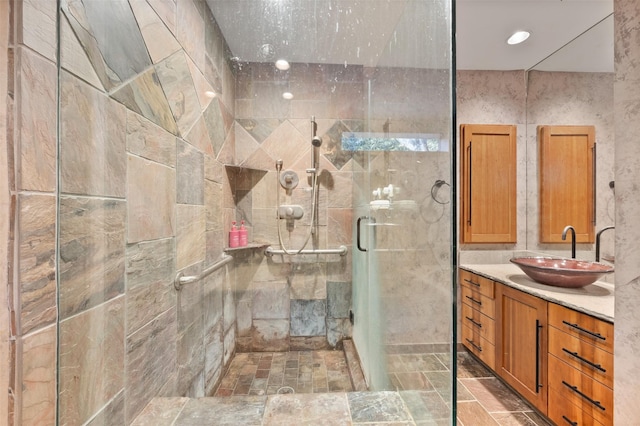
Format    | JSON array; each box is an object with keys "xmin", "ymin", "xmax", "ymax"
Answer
[{"xmin": 206, "ymin": 0, "xmax": 614, "ymax": 72}]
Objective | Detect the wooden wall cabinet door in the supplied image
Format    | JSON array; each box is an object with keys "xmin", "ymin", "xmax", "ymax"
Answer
[
  {"xmin": 539, "ymin": 125, "xmax": 595, "ymax": 243},
  {"xmin": 496, "ymin": 284, "xmax": 548, "ymax": 414},
  {"xmin": 460, "ymin": 124, "xmax": 517, "ymax": 243}
]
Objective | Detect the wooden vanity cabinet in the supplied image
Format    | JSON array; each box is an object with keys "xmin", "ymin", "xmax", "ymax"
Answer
[
  {"xmin": 460, "ymin": 124, "xmax": 517, "ymax": 243},
  {"xmin": 547, "ymin": 303, "xmax": 614, "ymax": 426},
  {"xmin": 459, "ymin": 270, "xmax": 496, "ymax": 369},
  {"xmin": 495, "ymin": 283, "xmax": 548, "ymax": 414}
]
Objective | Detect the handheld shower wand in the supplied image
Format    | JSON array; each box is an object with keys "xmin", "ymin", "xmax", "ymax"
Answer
[{"xmin": 310, "ymin": 116, "xmax": 322, "ymax": 172}]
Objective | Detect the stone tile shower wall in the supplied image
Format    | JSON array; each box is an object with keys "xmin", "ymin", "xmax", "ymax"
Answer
[{"xmin": 6, "ymin": 0, "xmax": 238, "ymax": 424}]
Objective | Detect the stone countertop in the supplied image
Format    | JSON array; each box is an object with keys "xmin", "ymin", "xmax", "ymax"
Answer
[{"xmin": 460, "ymin": 264, "xmax": 614, "ymax": 323}]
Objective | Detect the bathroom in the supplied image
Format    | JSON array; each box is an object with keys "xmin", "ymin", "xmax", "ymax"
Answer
[{"xmin": 2, "ymin": 0, "xmax": 640, "ymax": 425}]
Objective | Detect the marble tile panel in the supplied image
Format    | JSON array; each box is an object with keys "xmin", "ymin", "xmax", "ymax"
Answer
[
  {"xmin": 147, "ymin": 0, "xmax": 177, "ymax": 35},
  {"xmin": 205, "ymin": 229, "xmax": 225, "ymax": 266},
  {"xmin": 59, "ymin": 296, "xmax": 125, "ymax": 426},
  {"xmin": 111, "ymin": 68, "xmax": 178, "ymax": 135},
  {"xmin": 223, "ymin": 324, "xmax": 236, "ymax": 366},
  {"xmin": 125, "ymin": 308, "xmax": 177, "ymax": 423},
  {"xmin": 177, "ymin": 396, "xmax": 266, "ymax": 425},
  {"xmin": 261, "ymin": 120, "xmax": 307, "ymax": 169},
  {"xmin": 20, "ymin": 325, "xmax": 56, "ymax": 426},
  {"xmin": 329, "ymin": 81, "xmax": 365, "ymax": 119},
  {"xmin": 129, "ymin": 0, "xmax": 181, "ymax": 64},
  {"xmin": 176, "ymin": 0, "xmax": 205, "ymax": 72},
  {"xmin": 327, "ymin": 208, "xmax": 352, "ymax": 246},
  {"xmin": 251, "ymin": 281, "xmax": 290, "ymax": 320},
  {"xmin": 327, "ymin": 281, "xmax": 351, "ymax": 318},
  {"xmin": 185, "ymin": 115, "xmax": 214, "ymax": 156},
  {"xmin": 176, "ymin": 204, "xmax": 205, "ymax": 270},
  {"xmin": 235, "ymin": 122, "xmax": 262, "ymax": 166},
  {"xmin": 251, "ymin": 320, "xmax": 290, "ymax": 352},
  {"xmin": 456, "ymin": 401, "xmax": 499, "ymax": 425},
  {"xmin": 176, "ymin": 317, "xmax": 204, "ymax": 398},
  {"xmin": 16, "ymin": 47, "xmax": 57, "ymax": 192},
  {"xmin": 289, "ymin": 262, "xmax": 327, "ymax": 300},
  {"xmin": 186, "ymin": 54, "xmax": 215, "ymax": 112},
  {"xmin": 127, "ymin": 154, "xmax": 176, "ymax": 243},
  {"xmin": 61, "ymin": 0, "xmax": 151, "ymax": 90},
  {"xmin": 263, "ymin": 393, "xmax": 350, "ymax": 425},
  {"xmin": 323, "ymin": 121, "xmax": 355, "ymax": 171},
  {"xmin": 204, "ymin": 155, "xmax": 225, "ymax": 183},
  {"xmin": 60, "ymin": 72, "xmax": 127, "ymax": 197},
  {"xmin": 326, "ymin": 318, "xmax": 351, "ymax": 347},
  {"xmin": 289, "ymin": 336, "xmax": 331, "ymax": 351},
  {"xmin": 60, "ymin": 13, "xmax": 104, "ymax": 90},
  {"xmin": 18, "ymin": 194, "xmax": 56, "ymax": 334},
  {"xmin": 130, "ymin": 397, "xmax": 188, "ymax": 426},
  {"xmin": 204, "ymin": 179, "xmax": 223, "ymax": 231},
  {"xmin": 59, "ymin": 196, "xmax": 126, "ymax": 318},
  {"xmin": 126, "ymin": 110, "xmax": 176, "ymax": 167},
  {"xmin": 18, "ymin": 0, "xmax": 57, "ymax": 61},
  {"xmin": 125, "ymin": 238, "xmax": 175, "ymax": 333},
  {"xmin": 203, "ymin": 267, "xmax": 225, "ymax": 330},
  {"xmin": 204, "ymin": 320, "xmax": 224, "ymax": 396},
  {"xmin": 155, "ymin": 51, "xmax": 202, "ymax": 137},
  {"xmin": 86, "ymin": 390, "xmax": 125, "ymax": 426},
  {"xmin": 237, "ymin": 118, "xmax": 283, "ymax": 144},
  {"xmin": 348, "ymin": 391, "xmax": 413, "ymax": 423},
  {"xmin": 177, "ymin": 139, "xmax": 204, "ymax": 205},
  {"xmin": 203, "ymin": 99, "xmax": 228, "ymax": 156},
  {"xmin": 290, "ymin": 299, "xmax": 326, "ymax": 337}
]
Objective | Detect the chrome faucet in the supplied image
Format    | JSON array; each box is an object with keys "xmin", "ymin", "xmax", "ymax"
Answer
[
  {"xmin": 595, "ymin": 226, "xmax": 614, "ymax": 262},
  {"xmin": 562, "ymin": 225, "xmax": 576, "ymax": 259}
]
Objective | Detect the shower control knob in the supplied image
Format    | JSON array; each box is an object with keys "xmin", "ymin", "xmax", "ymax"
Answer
[
  {"xmin": 278, "ymin": 205, "xmax": 304, "ymax": 220},
  {"xmin": 279, "ymin": 170, "xmax": 299, "ymax": 190}
]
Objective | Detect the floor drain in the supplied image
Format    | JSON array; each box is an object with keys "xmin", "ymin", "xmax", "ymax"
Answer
[{"xmin": 276, "ymin": 386, "xmax": 295, "ymax": 394}]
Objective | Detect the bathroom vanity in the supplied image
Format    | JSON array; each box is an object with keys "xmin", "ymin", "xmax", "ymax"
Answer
[{"xmin": 459, "ymin": 264, "xmax": 614, "ymax": 426}]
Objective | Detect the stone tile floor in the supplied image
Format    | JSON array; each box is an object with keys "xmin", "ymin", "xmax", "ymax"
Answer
[
  {"xmin": 213, "ymin": 350, "xmax": 353, "ymax": 396},
  {"xmin": 133, "ymin": 350, "xmax": 552, "ymax": 425}
]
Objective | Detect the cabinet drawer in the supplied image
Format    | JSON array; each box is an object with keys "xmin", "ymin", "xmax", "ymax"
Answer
[
  {"xmin": 462, "ymin": 323, "xmax": 495, "ymax": 370},
  {"xmin": 548, "ymin": 389, "xmax": 606, "ymax": 426},
  {"xmin": 548, "ymin": 355, "xmax": 613, "ymax": 425},
  {"xmin": 460, "ymin": 269, "xmax": 495, "ymax": 298},
  {"xmin": 549, "ymin": 326, "xmax": 613, "ymax": 388},
  {"xmin": 461, "ymin": 302, "xmax": 495, "ymax": 344},
  {"xmin": 461, "ymin": 285, "xmax": 495, "ymax": 318},
  {"xmin": 548, "ymin": 303, "xmax": 613, "ymax": 353}
]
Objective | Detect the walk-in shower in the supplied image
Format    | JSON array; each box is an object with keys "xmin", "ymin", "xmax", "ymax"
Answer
[{"xmin": 7, "ymin": 0, "xmax": 454, "ymax": 424}]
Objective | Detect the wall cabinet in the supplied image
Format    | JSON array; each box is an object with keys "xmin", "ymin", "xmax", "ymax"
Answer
[
  {"xmin": 460, "ymin": 124, "xmax": 517, "ymax": 243},
  {"xmin": 495, "ymin": 283, "xmax": 548, "ymax": 414},
  {"xmin": 539, "ymin": 125, "xmax": 596, "ymax": 243},
  {"xmin": 460, "ymin": 270, "xmax": 614, "ymax": 425}
]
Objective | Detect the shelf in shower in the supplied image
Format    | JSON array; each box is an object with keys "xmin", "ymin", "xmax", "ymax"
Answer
[{"xmin": 224, "ymin": 242, "xmax": 270, "ymax": 252}]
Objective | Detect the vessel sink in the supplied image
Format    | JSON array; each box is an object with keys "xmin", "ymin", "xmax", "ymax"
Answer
[{"xmin": 510, "ymin": 256, "xmax": 614, "ymax": 288}]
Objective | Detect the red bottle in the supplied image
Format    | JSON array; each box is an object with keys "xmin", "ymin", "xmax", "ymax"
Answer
[
  {"xmin": 239, "ymin": 220, "xmax": 248, "ymax": 247},
  {"xmin": 229, "ymin": 221, "xmax": 240, "ymax": 248}
]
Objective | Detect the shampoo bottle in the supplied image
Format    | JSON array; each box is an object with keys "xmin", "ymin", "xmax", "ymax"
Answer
[
  {"xmin": 239, "ymin": 220, "xmax": 248, "ymax": 247},
  {"xmin": 229, "ymin": 221, "xmax": 240, "ymax": 248}
]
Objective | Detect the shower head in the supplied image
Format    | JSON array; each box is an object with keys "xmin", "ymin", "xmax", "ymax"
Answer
[
  {"xmin": 276, "ymin": 159, "xmax": 283, "ymax": 172},
  {"xmin": 312, "ymin": 136, "xmax": 322, "ymax": 147}
]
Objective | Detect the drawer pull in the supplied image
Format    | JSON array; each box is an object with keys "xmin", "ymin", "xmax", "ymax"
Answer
[
  {"xmin": 465, "ymin": 338, "xmax": 482, "ymax": 352},
  {"xmin": 562, "ymin": 320, "xmax": 606, "ymax": 341},
  {"xmin": 562, "ymin": 348, "xmax": 607, "ymax": 373},
  {"xmin": 465, "ymin": 295, "xmax": 482, "ymax": 306},
  {"xmin": 562, "ymin": 380, "xmax": 606, "ymax": 411},
  {"xmin": 562, "ymin": 415, "xmax": 578, "ymax": 426},
  {"xmin": 536, "ymin": 320, "xmax": 543, "ymax": 393},
  {"xmin": 464, "ymin": 278, "xmax": 481, "ymax": 287},
  {"xmin": 465, "ymin": 316, "xmax": 482, "ymax": 328}
]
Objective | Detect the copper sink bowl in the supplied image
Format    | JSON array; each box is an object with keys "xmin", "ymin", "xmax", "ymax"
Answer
[{"xmin": 510, "ymin": 257, "xmax": 614, "ymax": 288}]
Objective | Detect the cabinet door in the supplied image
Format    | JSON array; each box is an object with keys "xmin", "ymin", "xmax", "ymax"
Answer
[
  {"xmin": 460, "ymin": 124, "xmax": 517, "ymax": 243},
  {"xmin": 496, "ymin": 284, "xmax": 548, "ymax": 413},
  {"xmin": 539, "ymin": 125, "xmax": 595, "ymax": 243}
]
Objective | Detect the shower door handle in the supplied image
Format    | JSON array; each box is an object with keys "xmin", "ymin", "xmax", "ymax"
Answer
[{"xmin": 357, "ymin": 216, "xmax": 375, "ymax": 252}]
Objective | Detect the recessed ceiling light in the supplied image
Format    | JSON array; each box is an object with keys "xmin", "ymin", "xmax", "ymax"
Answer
[
  {"xmin": 507, "ymin": 30, "xmax": 530, "ymax": 45},
  {"xmin": 282, "ymin": 92, "xmax": 294, "ymax": 100},
  {"xmin": 275, "ymin": 59, "xmax": 290, "ymax": 71},
  {"xmin": 204, "ymin": 90, "xmax": 217, "ymax": 98}
]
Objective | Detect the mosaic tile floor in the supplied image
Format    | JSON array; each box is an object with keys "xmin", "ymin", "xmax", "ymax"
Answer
[
  {"xmin": 213, "ymin": 350, "xmax": 354, "ymax": 396},
  {"xmin": 133, "ymin": 350, "xmax": 553, "ymax": 425}
]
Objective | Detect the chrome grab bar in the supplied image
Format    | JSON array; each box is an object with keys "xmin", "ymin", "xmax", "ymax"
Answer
[
  {"xmin": 264, "ymin": 245, "xmax": 348, "ymax": 257},
  {"xmin": 174, "ymin": 254, "xmax": 234, "ymax": 291}
]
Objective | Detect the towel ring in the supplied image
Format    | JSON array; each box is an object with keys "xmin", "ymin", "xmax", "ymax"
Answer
[{"xmin": 430, "ymin": 179, "xmax": 450, "ymax": 205}]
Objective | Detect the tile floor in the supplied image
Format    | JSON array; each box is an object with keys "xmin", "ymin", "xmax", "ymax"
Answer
[{"xmin": 133, "ymin": 349, "xmax": 553, "ymax": 425}]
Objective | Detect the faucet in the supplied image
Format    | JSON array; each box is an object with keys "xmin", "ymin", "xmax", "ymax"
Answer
[
  {"xmin": 562, "ymin": 225, "xmax": 576, "ymax": 259},
  {"xmin": 595, "ymin": 226, "xmax": 615, "ymax": 262}
]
